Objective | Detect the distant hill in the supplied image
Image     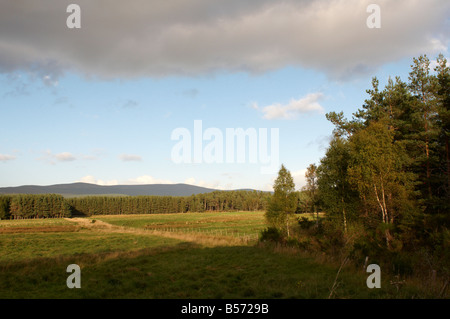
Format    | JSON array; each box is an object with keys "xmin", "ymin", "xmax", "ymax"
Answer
[{"xmin": 0, "ymin": 182, "xmax": 223, "ymax": 197}]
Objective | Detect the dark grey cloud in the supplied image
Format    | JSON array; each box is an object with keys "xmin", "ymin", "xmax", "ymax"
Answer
[{"xmin": 0, "ymin": 0, "xmax": 449, "ymax": 82}]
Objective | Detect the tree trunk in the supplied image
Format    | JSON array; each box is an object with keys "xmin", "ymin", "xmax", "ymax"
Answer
[
  {"xmin": 341, "ymin": 196, "xmax": 347, "ymax": 234},
  {"xmin": 285, "ymin": 213, "xmax": 290, "ymax": 238},
  {"xmin": 373, "ymin": 183, "xmax": 386, "ymax": 223},
  {"xmin": 374, "ymin": 183, "xmax": 390, "ymax": 247}
]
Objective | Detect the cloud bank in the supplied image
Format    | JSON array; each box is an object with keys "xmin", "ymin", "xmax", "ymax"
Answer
[{"xmin": 1, "ymin": 0, "xmax": 448, "ymax": 82}]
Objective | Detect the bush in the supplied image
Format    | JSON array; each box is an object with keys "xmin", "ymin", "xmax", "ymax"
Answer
[
  {"xmin": 259, "ymin": 227, "xmax": 284, "ymax": 243},
  {"xmin": 298, "ymin": 216, "xmax": 315, "ymax": 229}
]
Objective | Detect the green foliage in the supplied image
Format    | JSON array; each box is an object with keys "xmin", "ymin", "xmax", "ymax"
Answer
[
  {"xmin": 265, "ymin": 196, "xmax": 287, "ymax": 230},
  {"xmin": 67, "ymin": 190, "xmax": 271, "ymax": 216},
  {"xmin": 311, "ymin": 53, "xmax": 449, "ymax": 277},
  {"xmin": 0, "ymin": 190, "xmax": 271, "ymax": 219},
  {"xmin": 0, "ymin": 195, "xmax": 11, "ymax": 219},
  {"xmin": 317, "ymin": 136, "xmax": 359, "ymax": 233},
  {"xmin": 264, "ymin": 165, "xmax": 297, "ymax": 237},
  {"xmin": 301, "ymin": 164, "xmax": 321, "ymax": 218},
  {"xmin": 259, "ymin": 227, "xmax": 284, "ymax": 243},
  {"xmin": 298, "ymin": 216, "xmax": 315, "ymax": 230},
  {"xmin": 347, "ymin": 120, "xmax": 418, "ymax": 237},
  {"xmin": 8, "ymin": 194, "xmax": 71, "ymax": 219}
]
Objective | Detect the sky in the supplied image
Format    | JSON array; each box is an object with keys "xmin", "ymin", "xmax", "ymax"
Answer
[{"xmin": 0, "ymin": 0, "xmax": 449, "ymax": 191}]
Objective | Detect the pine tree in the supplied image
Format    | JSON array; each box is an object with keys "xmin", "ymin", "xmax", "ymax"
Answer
[
  {"xmin": 408, "ymin": 54, "xmax": 439, "ymax": 199},
  {"xmin": 431, "ymin": 53, "xmax": 450, "ymax": 229}
]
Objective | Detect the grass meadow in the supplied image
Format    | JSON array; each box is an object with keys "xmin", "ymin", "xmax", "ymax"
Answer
[{"xmin": 0, "ymin": 211, "xmax": 439, "ymax": 299}]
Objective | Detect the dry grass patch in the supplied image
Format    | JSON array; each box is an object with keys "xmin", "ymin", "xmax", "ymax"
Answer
[{"xmin": 0, "ymin": 225, "xmax": 79, "ymax": 234}]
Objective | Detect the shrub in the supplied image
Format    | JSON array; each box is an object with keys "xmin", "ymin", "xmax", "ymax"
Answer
[
  {"xmin": 298, "ymin": 216, "xmax": 315, "ymax": 229},
  {"xmin": 259, "ymin": 227, "xmax": 284, "ymax": 243}
]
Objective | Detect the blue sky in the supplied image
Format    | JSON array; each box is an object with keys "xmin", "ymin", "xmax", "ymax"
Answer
[{"xmin": 0, "ymin": 0, "xmax": 449, "ymax": 191}]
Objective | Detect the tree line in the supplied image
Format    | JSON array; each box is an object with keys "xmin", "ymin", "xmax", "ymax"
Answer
[
  {"xmin": 317, "ymin": 54, "xmax": 449, "ymax": 250},
  {"xmin": 264, "ymin": 54, "xmax": 449, "ymax": 277},
  {"xmin": 0, "ymin": 194, "xmax": 71, "ymax": 219},
  {"xmin": 0, "ymin": 190, "xmax": 271, "ymax": 219},
  {"xmin": 67, "ymin": 190, "xmax": 270, "ymax": 216}
]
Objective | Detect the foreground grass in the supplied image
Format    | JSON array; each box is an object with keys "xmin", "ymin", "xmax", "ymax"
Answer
[
  {"xmin": 1, "ymin": 242, "xmax": 413, "ymax": 299},
  {"xmin": 0, "ymin": 214, "xmax": 442, "ymax": 299}
]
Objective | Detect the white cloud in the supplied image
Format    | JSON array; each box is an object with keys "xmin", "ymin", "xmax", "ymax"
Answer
[
  {"xmin": 38, "ymin": 150, "xmax": 76, "ymax": 164},
  {"xmin": 184, "ymin": 177, "xmax": 222, "ymax": 189},
  {"xmin": 0, "ymin": 154, "xmax": 16, "ymax": 162},
  {"xmin": 429, "ymin": 38, "xmax": 448, "ymax": 53},
  {"xmin": 430, "ymin": 56, "xmax": 450, "ymax": 71},
  {"xmin": 78, "ymin": 175, "xmax": 119, "ymax": 186},
  {"xmin": 119, "ymin": 154, "xmax": 142, "ymax": 162},
  {"xmin": 125, "ymin": 175, "xmax": 173, "ymax": 185},
  {"xmin": 292, "ymin": 169, "xmax": 307, "ymax": 189},
  {"xmin": 261, "ymin": 182, "xmax": 274, "ymax": 192},
  {"xmin": 76, "ymin": 175, "xmax": 224, "ymax": 188},
  {"xmin": 255, "ymin": 93, "xmax": 325, "ymax": 120},
  {"xmin": 42, "ymin": 74, "xmax": 58, "ymax": 87},
  {"xmin": 78, "ymin": 174, "xmax": 174, "ymax": 186},
  {"xmin": 55, "ymin": 152, "xmax": 76, "ymax": 162}
]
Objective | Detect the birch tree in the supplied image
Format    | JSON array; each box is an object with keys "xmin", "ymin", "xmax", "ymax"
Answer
[
  {"xmin": 317, "ymin": 137, "xmax": 358, "ymax": 234},
  {"xmin": 265, "ymin": 164, "xmax": 297, "ymax": 237},
  {"xmin": 348, "ymin": 121, "xmax": 414, "ymax": 247}
]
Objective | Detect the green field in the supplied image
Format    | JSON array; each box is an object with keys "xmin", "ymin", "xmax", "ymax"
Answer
[
  {"xmin": 0, "ymin": 212, "xmax": 436, "ymax": 299},
  {"xmin": 93, "ymin": 211, "xmax": 267, "ymax": 240}
]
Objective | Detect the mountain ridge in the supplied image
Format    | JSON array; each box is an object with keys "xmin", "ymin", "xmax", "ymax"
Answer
[{"xmin": 0, "ymin": 182, "xmax": 258, "ymax": 197}]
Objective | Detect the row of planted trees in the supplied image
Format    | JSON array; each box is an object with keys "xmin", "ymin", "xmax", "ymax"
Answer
[
  {"xmin": 67, "ymin": 190, "xmax": 270, "ymax": 216},
  {"xmin": 264, "ymin": 54, "xmax": 449, "ymax": 278},
  {"xmin": 0, "ymin": 190, "xmax": 271, "ymax": 219},
  {"xmin": 0, "ymin": 194, "xmax": 71, "ymax": 219}
]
